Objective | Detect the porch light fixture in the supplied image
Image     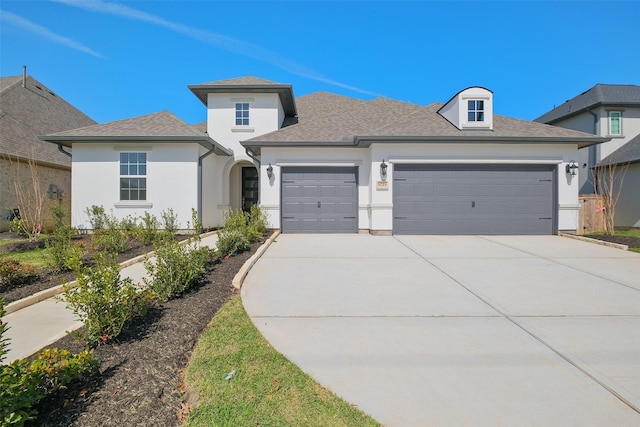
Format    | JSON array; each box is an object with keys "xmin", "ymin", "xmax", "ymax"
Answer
[
  {"xmin": 266, "ymin": 163, "xmax": 273, "ymax": 179},
  {"xmin": 566, "ymin": 160, "xmax": 578, "ymax": 176},
  {"xmin": 380, "ymin": 159, "xmax": 388, "ymax": 179}
]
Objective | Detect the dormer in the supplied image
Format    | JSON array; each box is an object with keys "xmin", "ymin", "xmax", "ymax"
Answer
[
  {"xmin": 188, "ymin": 77, "xmax": 297, "ymax": 149},
  {"xmin": 437, "ymin": 87, "xmax": 493, "ymax": 131}
]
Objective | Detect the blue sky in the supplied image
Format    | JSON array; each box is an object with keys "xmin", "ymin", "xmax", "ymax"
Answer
[{"xmin": 1, "ymin": 1, "xmax": 639, "ymax": 125}]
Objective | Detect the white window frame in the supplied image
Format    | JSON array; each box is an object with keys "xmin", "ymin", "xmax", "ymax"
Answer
[
  {"xmin": 608, "ymin": 110, "xmax": 622, "ymax": 136},
  {"xmin": 467, "ymin": 99, "xmax": 485, "ymax": 122},
  {"xmin": 235, "ymin": 102, "xmax": 250, "ymax": 126},
  {"xmin": 119, "ymin": 152, "xmax": 147, "ymax": 201}
]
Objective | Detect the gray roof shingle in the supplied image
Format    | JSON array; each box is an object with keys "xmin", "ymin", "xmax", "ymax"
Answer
[
  {"xmin": 598, "ymin": 134, "xmax": 640, "ymax": 166},
  {"xmin": 0, "ymin": 75, "xmax": 96, "ymax": 167},
  {"xmin": 245, "ymin": 92, "xmax": 603, "ymax": 148},
  {"xmin": 535, "ymin": 84, "xmax": 640, "ymax": 124},
  {"xmin": 196, "ymin": 76, "xmax": 281, "ymax": 86}
]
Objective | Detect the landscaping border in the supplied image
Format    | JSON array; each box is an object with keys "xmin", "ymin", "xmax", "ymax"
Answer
[
  {"xmin": 559, "ymin": 232, "xmax": 629, "ymax": 251},
  {"xmin": 232, "ymin": 230, "xmax": 279, "ymax": 289}
]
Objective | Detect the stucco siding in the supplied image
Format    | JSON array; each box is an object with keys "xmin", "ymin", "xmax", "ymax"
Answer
[
  {"xmin": 71, "ymin": 143, "xmax": 199, "ymax": 229},
  {"xmin": 614, "ymin": 164, "xmax": 640, "ymax": 227}
]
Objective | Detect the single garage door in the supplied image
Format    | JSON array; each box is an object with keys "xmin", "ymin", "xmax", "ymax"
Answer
[
  {"xmin": 393, "ymin": 164, "xmax": 555, "ymax": 235},
  {"xmin": 281, "ymin": 166, "xmax": 358, "ymax": 233}
]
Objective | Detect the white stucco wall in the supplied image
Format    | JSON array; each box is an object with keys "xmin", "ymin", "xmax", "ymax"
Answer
[
  {"xmin": 206, "ymin": 92, "xmax": 284, "ymax": 154},
  {"xmin": 260, "ymin": 142, "xmax": 582, "ymax": 234},
  {"xmin": 71, "ymin": 142, "xmax": 200, "ymax": 229}
]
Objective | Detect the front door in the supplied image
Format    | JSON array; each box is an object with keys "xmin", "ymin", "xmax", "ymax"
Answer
[{"xmin": 242, "ymin": 167, "xmax": 259, "ymax": 212}]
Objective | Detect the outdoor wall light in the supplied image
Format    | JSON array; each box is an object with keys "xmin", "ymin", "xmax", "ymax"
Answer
[
  {"xmin": 266, "ymin": 163, "xmax": 273, "ymax": 179},
  {"xmin": 566, "ymin": 160, "xmax": 578, "ymax": 176},
  {"xmin": 380, "ymin": 159, "xmax": 388, "ymax": 179}
]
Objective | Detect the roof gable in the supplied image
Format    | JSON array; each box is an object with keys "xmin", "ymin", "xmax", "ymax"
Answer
[
  {"xmin": 535, "ymin": 84, "xmax": 640, "ymax": 124},
  {"xmin": 0, "ymin": 74, "xmax": 96, "ymax": 167},
  {"xmin": 598, "ymin": 133, "xmax": 640, "ymax": 166}
]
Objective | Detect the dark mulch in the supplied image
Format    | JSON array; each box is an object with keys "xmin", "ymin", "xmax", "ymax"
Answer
[
  {"xmin": 0, "ymin": 233, "xmax": 187, "ymax": 304},
  {"xmin": 24, "ymin": 241, "xmax": 260, "ymax": 427},
  {"xmin": 585, "ymin": 234, "xmax": 640, "ymax": 249}
]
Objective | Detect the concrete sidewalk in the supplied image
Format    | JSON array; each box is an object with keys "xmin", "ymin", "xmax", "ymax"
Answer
[
  {"xmin": 242, "ymin": 234, "xmax": 640, "ymax": 427},
  {"xmin": 2, "ymin": 233, "xmax": 218, "ymax": 363}
]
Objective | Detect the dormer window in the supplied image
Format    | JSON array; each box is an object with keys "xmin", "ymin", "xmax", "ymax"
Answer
[
  {"xmin": 235, "ymin": 102, "xmax": 249, "ymax": 126},
  {"xmin": 468, "ymin": 100, "xmax": 485, "ymax": 122}
]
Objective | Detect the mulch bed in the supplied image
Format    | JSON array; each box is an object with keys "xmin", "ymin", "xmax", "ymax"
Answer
[
  {"xmin": 0, "ymin": 233, "xmax": 187, "ymax": 304},
  {"xmin": 24, "ymin": 241, "xmax": 260, "ymax": 427},
  {"xmin": 585, "ymin": 234, "xmax": 640, "ymax": 249}
]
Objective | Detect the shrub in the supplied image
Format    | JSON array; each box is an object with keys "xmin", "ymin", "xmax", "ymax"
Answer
[
  {"xmin": 160, "ymin": 208, "xmax": 179, "ymax": 234},
  {"xmin": 247, "ymin": 204, "xmax": 268, "ymax": 241},
  {"xmin": 85, "ymin": 205, "xmax": 107, "ymax": 230},
  {"xmin": 0, "ymin": 259, "xmax": 37, "ymax": 290},
  {"xmin": 91, "ymin": 212, "xmax": 128, "ymax": 255},
  {"xmin": 136, "ymin": 212, "xmax": 159, "ymax": 245},
  {"xmin": 46, "ymin": 205, "xmax": 83, "ymax": 272},
  {"xmin": 143, "ymin": 234, "xmax": 211, "ymax": 301},
  {"xmin": 119, "ymin": 215, "xmax": 138, "ymax": 233},
  {"xmin": 190, "ymin": 208, "xmax": 203, "ymax": 235},
  {"xmin": 215, "ymin": 207, "xmax": 267, "ymax": 257},
  {"xmin": 63, "ymin": 253, "xmax": 155, "ymax": 344},
  {"xmin": 0, "ymin": 300, "xmax": 97, "ymax": 426}
]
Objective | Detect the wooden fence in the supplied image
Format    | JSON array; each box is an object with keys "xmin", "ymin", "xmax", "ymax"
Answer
[{"xmin": 577, "ymin": 194, "xmax": 605, "ymax": 235}]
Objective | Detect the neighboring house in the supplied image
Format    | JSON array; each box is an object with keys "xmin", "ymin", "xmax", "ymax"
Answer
[
  {"xmin": 535, "ymin": 84, "xmax": 640, "ymax": 194},
  {"xmin": 595, "ymin": 134, "xmax": 640, "ymax": 227},
  {"xmin": 0, "ymin": 71, "xmax": 96, "ymax": 231},
  {"xmin": 42, "ymin": 77, "xmax": 606, "ymax": 235}
]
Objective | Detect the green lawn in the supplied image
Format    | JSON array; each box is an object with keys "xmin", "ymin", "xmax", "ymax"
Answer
[
  {"xmin": 0, "ymin": 243, "xmax": 50, "ymax": 268},
  {"xmin": 184, "ymin": 296, "xmax": 380, "ymax": 427}
]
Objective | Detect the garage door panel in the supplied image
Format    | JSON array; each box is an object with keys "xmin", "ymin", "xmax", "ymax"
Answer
[
  {"xmin": 393, "ymin": 164, "xmax": 554, "ymax": 235},
  {"xmin": 281, "ymin": 167, "xmax": 357, "ymax": 233}
]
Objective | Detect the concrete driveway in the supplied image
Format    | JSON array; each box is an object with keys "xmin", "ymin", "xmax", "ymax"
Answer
[{"xmin": 241, "ymin": 234, "xmax": 640, "ymax": 426}]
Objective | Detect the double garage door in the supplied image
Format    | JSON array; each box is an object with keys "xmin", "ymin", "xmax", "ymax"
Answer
[
  {"xmin": 393, "ymin": 164, "xmax": 555, "ymax": 235},
  {"xmin": 281, "ymin": 167, "xmax": 358, "ymax": 233},
  {"xmin": 279, "ymin": 164, "xmax": 555, "ymax": 235}
]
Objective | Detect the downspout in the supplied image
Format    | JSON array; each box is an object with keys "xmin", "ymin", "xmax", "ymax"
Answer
[
  {"xmin": 587, "ymin": 109, "xmax": 599, "ymax": 192},
  {"xmin": 198, "ymin": 147, "xmax": 216, "ymax": 223},
  {"xmin": 58, "ymin": 144, "xmax": 72, "ymax": 158}
]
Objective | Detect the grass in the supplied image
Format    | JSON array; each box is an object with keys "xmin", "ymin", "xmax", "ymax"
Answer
[
  {"xmin": 184, "ymin": 295, "xmax": 380, "ymax": 427},
  {"xmin": 0, "ymin": 245, "xmax": 50, "ymax": 268}
]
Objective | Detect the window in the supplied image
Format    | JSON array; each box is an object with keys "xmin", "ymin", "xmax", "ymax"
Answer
[
  {"xmin": 235, "ymin": 102, "xmax": 249, "ymax": 126},
  {"xmin": 609, "ymin": 111, "xmax": 622, "ymax": 135},
  {"xmin": 120, "ymin": 152, "xmax": 146, "ymax": 201},
  {"xmin": 468, "ymin": 100, "xmax": 485, "ymax": 122}
]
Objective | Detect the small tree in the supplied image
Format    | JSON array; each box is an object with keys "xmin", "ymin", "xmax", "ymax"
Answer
[
  {"xmin": 5, "ymin": 147, "xmax": 46, "ymax": 241},
  {"xmin": 593, "ymin": 154, "xmax": 630, "ymax": 235}
]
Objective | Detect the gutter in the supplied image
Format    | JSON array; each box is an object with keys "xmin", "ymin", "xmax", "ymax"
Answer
[
  {"xmin": 58, "ymin": 144, "xmax": 72, "ymax": 158},
  {"xmin": 197, "ymin": 147, "xmax": 218, "ymax": 222}
]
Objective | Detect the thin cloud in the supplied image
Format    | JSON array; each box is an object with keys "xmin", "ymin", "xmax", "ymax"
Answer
[
  {"xmin": 0, "ymin": 10, "xmax": 104, "ymax": 58},
  {"xmin": 54, "ymin": 0, "xmax": 379, "ymax": 96}
]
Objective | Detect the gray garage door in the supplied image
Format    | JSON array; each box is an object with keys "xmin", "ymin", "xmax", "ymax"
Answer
[
  {"xmin": 281, "ymin": 166, "xmax": 358, "ymax": 233},
  {"xmin": 393, "ymin": 164, "xmax": 555, "ymax": 235}
]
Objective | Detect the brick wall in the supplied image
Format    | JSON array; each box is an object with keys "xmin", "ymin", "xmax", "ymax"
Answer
[{"xmin": 0, "ymin": 158, "xmax": 71, "ymax": 232}]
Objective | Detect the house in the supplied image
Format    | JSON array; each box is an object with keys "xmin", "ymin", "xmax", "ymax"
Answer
[
  {"xmin": 595, "ymin": 134, "xmax": 640, "ymax": 227},
  {"xmin": 42, "ymin": 77, "xmax": 606, "ymax": 235},
  {"xmin": 0, "ymin": 69, "xmax": 96, "ymax": 231},
  {"xmin": 535, "ymin": 84, "xmax": 640, "ymax": 195}
]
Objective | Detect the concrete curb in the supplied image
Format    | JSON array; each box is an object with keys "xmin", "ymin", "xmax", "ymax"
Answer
[
  {"xmin": 232, "ymin": 230, "xmax": 280, "ymax": 290},
  {"xmin": 560, "ymin": 232, "xmax": 629, "ymax": 251},
  {"xmin": 4, "ymin": 230, "xmax": 220, "ymax": 315}
]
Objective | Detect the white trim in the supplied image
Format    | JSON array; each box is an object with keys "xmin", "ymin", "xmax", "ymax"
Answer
[
  {"xmin": 113, "ymin": 202, "xmax": 153, "ymax": 208},
  {"xmin": 276, "ymin": 161, "xmax": 362, "ymax": 167},
  {"xmin": 231, "ymin": 127, "xmax": 255, "ymax": 132},
  {"xmin": 558, "ymin": 204, "xmax": 581, "ymax": 210},
  {"xmin": 230, "ymin": 97, "xmax": 255, "ymax": 102},
  {"xmin": 113, "ymin": 146, "xmax": 152, "ymax": 151},
  {"xmin": 388, "ymin": 158, "xmax": 563, "ymax": 165}
]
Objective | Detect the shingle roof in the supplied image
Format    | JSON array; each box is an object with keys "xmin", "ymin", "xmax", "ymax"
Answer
[
  {"xmin": 0, "ymin": 75, "xmax": 96, "ymax": 167},
  {"xmin": 197, "ymin": 76, "xmax": 281, "ymax": 86},
  {"xmin": 244, "ymin": 92, "xmax": 603, "ymax": 149},
  {"xmin": 535, "ymin": 84, "xmax": 640, "ymax": 124},
  {"xmin": 41, "ymin": 111, "xmax": 232, "ymax": 156},
  {"xmin": 597, "ymin": 134, "xmax": 640, "ymax": 166}
]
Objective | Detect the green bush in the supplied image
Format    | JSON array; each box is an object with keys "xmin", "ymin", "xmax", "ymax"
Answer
[
  {"xmin": 136, "ymin": 212, "xmax": 159, "ymax": 245},
  {"xmin": 216, "ymin": 207, "xmax": 267, "ymax": 257},
  {"xmin": 0, "ymin": 300, "xmax": 97, "ymax": 426},
  {"xmin": 63, "ymin": 253, "xmax": 155, "ymax": 344},
  {"xmin": 247, "ymin": 204, "xmax": 268, "ymax": 241},
  {"xmin": 160, "ymin": 208, "xmax": 179, "ymax": 234},
  {"xmin": 91, "ymin": 212, "xmax": 128, "ymax": 255},
  {"xmin": 144, "ymin": 234, "xmax": 211, "ymax": 301},
  {"xmin": 46, "ymin": 205, "xmax": 83, "ymax": 272},
  {"xmin": 0, "ymin": 259, "xmax": 37, "ymax": 290},
  {"xmin": 85, "ymin": 205, "xmax": 107, "ymax": 230}
]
